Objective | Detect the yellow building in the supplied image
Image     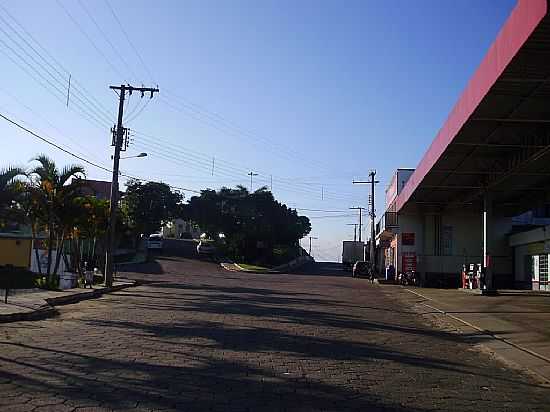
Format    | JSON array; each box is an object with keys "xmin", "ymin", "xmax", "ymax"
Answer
[{"xmin": 0, "ymin": 235, "xmax": 33, "ymax": 268}]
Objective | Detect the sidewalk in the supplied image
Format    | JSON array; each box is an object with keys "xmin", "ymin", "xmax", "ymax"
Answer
[
  {"xmin": 390, "ymin": 285, "xmax": 550, "ymax": 384},
  {"xmin": 0, "ymin": 279, "xmax": 136, "ymax": 323}
]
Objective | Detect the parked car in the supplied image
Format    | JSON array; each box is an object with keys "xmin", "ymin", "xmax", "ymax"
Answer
[
  {"xmin": 147, "ymin": 234, "xmax": 164, "ymax": 251},
  {"xmin": 352, "ymin": 261, "xmax": 369, "ymax": 278},
  {"xmin": 197, "ymin": 241, "xmax": 217, "ymax": 256}
]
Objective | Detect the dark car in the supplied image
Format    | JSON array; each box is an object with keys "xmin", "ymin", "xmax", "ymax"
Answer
[{"xmin": 352, "ymin": 261, "xmax": 369, "ymax": 278}]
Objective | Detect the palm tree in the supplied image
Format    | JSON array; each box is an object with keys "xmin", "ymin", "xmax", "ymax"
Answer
[
  {"xmin": 28, "ymin": 155, "xmax": 85, "ymax": 279},
  {"xmin": 0, "ymin": 167, "xmax": 26, "ymax": 228}
]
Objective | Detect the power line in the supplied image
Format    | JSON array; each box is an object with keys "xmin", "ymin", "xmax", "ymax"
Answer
[
  {"xmin": 103, "ymin": 0, "xmax": 155, "ymax": 83},
  {"xmin": 0, "ymin": 109, "xmax": 201, "ymax": 195},
  {"xmin": 77, "ymin": 0, "xmax": 140, "ymax": 82},
  {"xmin": 61, "ymin": 0, "xmax": 356, "ymax": 200},
  {"xmin": 0, "ymin": 40, "xmax": 110, "ymax": 133},
  {"xmin": 158, "ymin": 94, "xmax": 338, "ymax": 176},
  {"xmin": 100, "ymin": 1, "xmax": 339, "ymax": 178},
  {"xmin": 56, "ymin": 0, "xmax": 127, "ymax": 82},
  {"xmin": 134, "ymin": 140, "xmax": 357, "ymax": 202},
  {"xmin": 0, "ymin": 12, "xmax": 114, "ymax": 130},
  {"xmin": 0, "ymin": 87, "xmax": 107, "ymax": 166},
  {"xmin": 0, "ymin": 111, "xmax": 111, "ymax": 173},
  {"xmin": 125, "ymin": 98, "xmax": 150, "ymax": 123},
  {"xmin": 132, "ymin": 130, "xmax": 359, "ymax": 202},
  {"xmin": 0, "ymin": 3, "xmax": 114, "ymax": 123}
]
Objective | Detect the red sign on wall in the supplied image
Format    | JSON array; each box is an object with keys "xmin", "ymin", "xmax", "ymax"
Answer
[{"xmin": 402, "ymin": 252, "xmax": 417, "ymax": 272}]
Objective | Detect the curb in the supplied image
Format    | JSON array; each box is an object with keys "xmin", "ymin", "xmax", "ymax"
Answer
[
  {"xmin": 45, "ymin": 282, "xmax": 136, "ymax": 306},
  {"xmin": 220, "ymin": 263, "xmax": 276, "ymax": 274},
  {"xmin": 234, "ymin": 263, "xmax": 278, "ymax": 274},
  {"xmin": 0, "ymin": 281, "xmax": 137, "ymax": 324}
]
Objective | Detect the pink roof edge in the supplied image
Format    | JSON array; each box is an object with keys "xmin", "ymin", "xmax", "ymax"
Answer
[{"xmin": 396, "ymin": 0, "xmax": 548, "ymax": 212}]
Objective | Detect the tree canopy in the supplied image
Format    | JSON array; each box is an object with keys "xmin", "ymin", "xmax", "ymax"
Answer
[
  {"xmin": 183, "ymin": 186, "xmax": 311, "ymax": 261},
  {"xmin": 124, "ymin": 180, "xmax": 184, "ymax": 235}
]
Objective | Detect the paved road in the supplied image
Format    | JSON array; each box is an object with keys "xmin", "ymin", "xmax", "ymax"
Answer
[{"xmin": 1, "ymin": 258, "xmax": 549, "ymax": 411}]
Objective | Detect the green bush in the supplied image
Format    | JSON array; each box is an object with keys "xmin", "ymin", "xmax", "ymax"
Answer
[{"xmin": 34, "ymin": 275, "xmax": 60, "ymax": 291}]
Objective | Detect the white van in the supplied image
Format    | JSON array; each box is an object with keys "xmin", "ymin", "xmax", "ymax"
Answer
[{"xmin": 147, "ymin": 234, "xmax": 164, "ymax": 251}]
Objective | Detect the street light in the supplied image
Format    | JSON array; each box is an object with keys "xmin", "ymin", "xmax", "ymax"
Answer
[{"xmin": 119, "ymin": 152, "xmax": 147, "ymax": 160}]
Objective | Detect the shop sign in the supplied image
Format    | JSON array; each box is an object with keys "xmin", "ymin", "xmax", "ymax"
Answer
[
  {"xmin": 402, "ymin": 252, "xmax": 417, "ymax": 272},
  {"xmin": 402, "ymin": 232, "xmax": 415, "ymax": 246}
]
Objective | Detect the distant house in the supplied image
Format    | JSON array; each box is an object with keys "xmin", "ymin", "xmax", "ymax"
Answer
[{"xmin": 161, "ymin": 219, "xmax": 201, "ymax": 239}]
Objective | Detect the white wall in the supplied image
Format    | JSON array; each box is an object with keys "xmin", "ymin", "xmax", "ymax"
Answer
[{"xmin": 396, "ymin": 211, "xmax": 512, "ymax": 276}]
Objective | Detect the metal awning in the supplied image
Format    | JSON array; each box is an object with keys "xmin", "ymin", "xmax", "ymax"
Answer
[{"xmin": 397, "ymin": 0, "xmax": 550, "ymax": 216}]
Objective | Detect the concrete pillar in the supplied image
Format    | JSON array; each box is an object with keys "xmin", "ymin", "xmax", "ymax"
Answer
[{"xmin": 482, "ymin": 192, "xmax": 497, "ymax": 295}]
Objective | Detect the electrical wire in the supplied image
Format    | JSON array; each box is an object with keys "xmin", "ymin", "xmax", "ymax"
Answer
[
  {"xmin": 56, "ymin": 0, "xmax": 127, "ymax": 82},
  {"xmin": 0, "ymin": 87, "xmax": 107, "ymax": 166},
  {"xmin": 132, "ymin": 130, "xmax": 360, "ymax": 202},
  {"xmin": 103, "ymin": 0, "xmax": 155, "ymax": 83},
  {"xmin": 0, "ymin": 111, "xmax": 111, "ymax": 173},
  {"xmin": 0, "ymin": 3, "xmax": 114, "ymax": 123},
  {"xmin": 125, "ymin": 98, "xmax": 150, "ymax": 123},
  {"xmin": 59, "ymin": 1, "xmax": 359, "ymax": 200},
  {"xmin": 0, "ymin": 10, "xmax": 114, "ymax": 129},
  {"xmin": 77, "ymin": 0, "xmax": 140, "ymax": 82},
  {"xmin": 0, "ymin": 110, "xmax": 202, "ymax": 194}
]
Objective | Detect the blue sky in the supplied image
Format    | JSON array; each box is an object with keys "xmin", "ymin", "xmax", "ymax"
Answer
[{"xmin": 0, "ymin": 0, "xmax": 516, "ymax": 261}]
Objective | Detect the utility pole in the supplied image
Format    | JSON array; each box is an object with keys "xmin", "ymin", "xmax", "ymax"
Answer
[
  {"xmin": 308, "ymin": 236, "xmax": 318, "ymax": 256},
  {"xmin": 105, "ymin": 84, "xmax": 159, "ymax": 287},
  {"xmin": 349, "ymin": 207, "xmax": 364, "ymax": 242},
  {"xmin": 248, "ymin": 171, "xmax": 258, "ymax": 192},
  {"xmin": 347, "ymin": 223, "xmax": 358, "ymax": 242},
  {"xmin": 353, "ymin": 171, "xmax": 379, "ymax": 271}
]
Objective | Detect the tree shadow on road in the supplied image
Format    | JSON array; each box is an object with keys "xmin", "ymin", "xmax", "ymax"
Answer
[{"xmin": 0, "ymin": 340, "xmax": 436, "ymax": 412}]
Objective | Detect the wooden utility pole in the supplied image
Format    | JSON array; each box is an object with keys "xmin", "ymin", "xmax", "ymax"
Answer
[
  {"xmin": 353, "ymin": 171, "xmax": 379, "ymax": 269},
  {"xmin": 347, "ymin": 223, "xmax": 358, "ymax": 242},
  {"xmin": 349, "ymin": 207, "xmax": 364, "ymax": 242},
  {"xmin": 105, "ymin": 84, "xmax": 159, "ymax": 287},
  {"xmin": 308, "ymin": 236, "xmax": 318, "ymax": 256}
]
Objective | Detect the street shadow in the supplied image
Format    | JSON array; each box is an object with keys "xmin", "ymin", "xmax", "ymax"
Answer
[
  {"xmin": 0, "ymin": 341, "xmax": 435, "ymax": 412},
  {"xmin": 286, "ymin": 262, "xmax": 350, "ymax": 277},
  {"xmin": 119, "ymin": 260, "xmax": 164, "ymax": 275}
]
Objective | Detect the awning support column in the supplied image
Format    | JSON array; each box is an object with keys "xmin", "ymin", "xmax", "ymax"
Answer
[{"xmin": 482, "ymin": 192, "xmax": 498, "ymax": 295}]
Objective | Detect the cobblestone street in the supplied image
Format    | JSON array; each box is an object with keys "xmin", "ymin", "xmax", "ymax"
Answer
[{"xmin": 1, "ymin": 257, "xmax": 549, "ymax": 411}]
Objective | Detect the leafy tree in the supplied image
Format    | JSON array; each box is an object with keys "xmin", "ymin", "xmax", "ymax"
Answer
[
  {"xmin": 124, "ymin": 180, "xmax": 184, "ymax": 236},
  {"xmin": 183, "ymin": 186, "xmax": 311, "ymax": 262}
]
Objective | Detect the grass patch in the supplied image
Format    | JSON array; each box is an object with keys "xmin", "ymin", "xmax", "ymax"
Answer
[{"xmin": 238, "ymin": 263, "xmax": 270, "ymax": 272}]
